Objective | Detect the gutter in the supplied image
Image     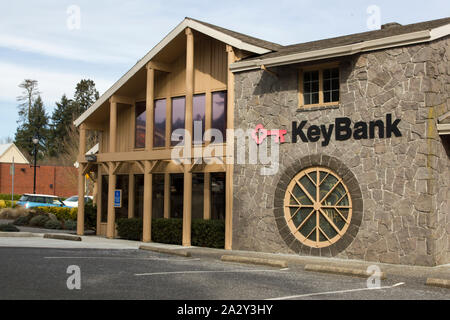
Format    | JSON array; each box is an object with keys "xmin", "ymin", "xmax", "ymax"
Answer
[{"xmin": 230, "ymin": 29, "xmax": 436, "ymax": 72}]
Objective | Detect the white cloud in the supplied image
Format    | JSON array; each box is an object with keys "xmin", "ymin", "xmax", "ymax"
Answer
[
  {"xmin": 0, "ymin": 62, "xmax": 113, "ymax": 107},
  {"xmin": 0, "ymin": 33, "xmax": 133, "ymax": 64}
]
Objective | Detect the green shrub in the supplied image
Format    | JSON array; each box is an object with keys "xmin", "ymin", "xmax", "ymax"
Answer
[
  {"xmin": 116, "ymin": 218, "xmax": 143, "ymax": 241},
  {"xmin": 84, "ymin": 202, "xmax": 97, "ymax": 230},
  {"xmin": 0, "ymin": 194, "xmax": 21, "ymax": 201},
  {"xmin": 0, "ymin": 223, "xmax": 20, "ymax": 232},
  {"xmin": 116, "ymin": 218, "xmax": 224, "ymax": 248},
  {"xmin": 13, "ymin": 215, "xmax": 31, "ymax": 226},
  {"xmin": 44, "ymin": 220, "xmax": 62, "ymax": 230},
  {"xmin": 29, "ymin": 215, "xmax": 50, "ymax": 227},
  {"xmin": 63, "ymin": 220, "xmax": 77, "ymax": 231},
  {"xmin": 35, "ymin": 207, "xmax": 76, "ymax": 221},
  {"xmin": 191, "ymin": 219, "xmax": 225, "ymax": 248}
]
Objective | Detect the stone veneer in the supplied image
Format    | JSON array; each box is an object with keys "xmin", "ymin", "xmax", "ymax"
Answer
[{"xmin": 232, "ymin": 36, "xmax": 449, "ymax": 266}]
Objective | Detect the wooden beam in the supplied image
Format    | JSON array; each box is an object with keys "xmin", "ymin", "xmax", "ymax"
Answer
[
  {"xmin": 76, "ymin": 167, "xmax": 85, "ymax": 236},
  {"xmin": 79, "ymin": 123, "xmax": 87, "ymax": 157},
  {"xmin": 225, "ymin": 45, "xmax": 236, "ymax": 250},
  {"xmin": 135, "ymin": 160, "xmax": 145, "ymax": 173},
  {"xmin": 106, "ymin": 162, "xmax": 116, "ymax": 239},
  {"xmin": 164, "ymin": 173, "xmax": 170, "ymax": 219},
  {"xmin": 146, "ymin": 66, "xmax": 155, "ymax": 150},
  {"xmin": 96, "ymin": 165, "xmax": 102, "ymax": 235},
  {"xmin": 109, "ymin": 101, "xmax": 117, "ymax": 153},
  {"xmin": 100, "ymin": 162, "xmax": 109, "ymax": 173},
  {"xmin": 147, "ymin": 61, "xmax": 172, "ymax": 73},
  {"xmin": 143, "ymin": 160, "xmax": 153, "ymax": 242},
  {"xmin": 109, "ymin": 95, "xmax": 134, "ymax": 105}
]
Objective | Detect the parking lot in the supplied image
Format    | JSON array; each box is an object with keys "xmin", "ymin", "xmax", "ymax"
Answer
[{"xmin": 0, "ymin": 245, "xmax": 448, "ymax": 300}]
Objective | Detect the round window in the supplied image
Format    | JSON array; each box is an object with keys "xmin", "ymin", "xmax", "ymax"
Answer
[{"xmin": 283, "ymin": 167, "xmax": 352, "ymax": 248}]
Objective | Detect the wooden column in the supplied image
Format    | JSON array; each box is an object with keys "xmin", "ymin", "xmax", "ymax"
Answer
[
  {"xmin": 164, "ymin": 173, "xmax": 170, "ymax": 219},
  {"xmin": 225, "ymin": 45, "xmax": 236, "ymax": 250},
  {"xmin": 109, "ymin": 101, "xmax": 117, "ymax": 153},
  {"xmin": 76, "ymin": 124, "xmax": 86, "ymax": 236},
  {"xmin": 142, "ymin": 161, "xmax": 152, "ymax": 242},
  {"xmin": 128, "ymin": 172, "xmax": 135, "ymax": 218},
  {"xmin": 146, "ymin": 66, "xmax": 155, "ymax": 150},
  {"xmin": 182, "ymin": 27, "xmax": 194, "ymax": 247},
  {"xmin": 96, "ymin": 165, "xmax": 102, "ymax": 235},
  {"xmin": 106, "ymin": 163, "xmax": 116, "ymax": 239},
  {"xmin": 203, "ymin": 172, "xmax": 211, "ymax": 220}
]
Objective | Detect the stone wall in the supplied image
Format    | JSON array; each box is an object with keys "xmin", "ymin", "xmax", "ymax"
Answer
[{"xmin": 232, "ymin": 36, "xmax": 449, "ymax": 266}]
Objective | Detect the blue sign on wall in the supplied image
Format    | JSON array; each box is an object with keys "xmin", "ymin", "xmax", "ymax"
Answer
[{"xmin": 114, "ymin": 189, "xmax": 122, "ymax": 208}]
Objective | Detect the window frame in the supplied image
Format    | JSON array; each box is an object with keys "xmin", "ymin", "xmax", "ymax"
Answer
[{"xmin": 298, "ymin": 63, "xmax": 340, "ymax": 108}]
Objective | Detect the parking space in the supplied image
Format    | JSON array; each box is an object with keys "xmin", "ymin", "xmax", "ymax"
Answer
[{"xmin": 0, "ymin": 247, "xmax": 448, "ymax": 300}]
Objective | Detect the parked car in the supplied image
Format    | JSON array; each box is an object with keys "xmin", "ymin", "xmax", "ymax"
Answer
[
  {"xmin": 17, "ymin": 194, "xmax": 67, "ymax": 209},
  {"xmin": 63, "ymin": 195, "xmax": 93, "ymax": 208}
]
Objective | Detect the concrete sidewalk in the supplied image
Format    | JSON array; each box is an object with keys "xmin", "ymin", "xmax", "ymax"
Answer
[{"xmin": 0, "ymin": 233, "xmax": 448, "ymax": 285}]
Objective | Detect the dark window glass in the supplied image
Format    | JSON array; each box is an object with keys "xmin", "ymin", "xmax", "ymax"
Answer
[
  {"xmin": 193, "ymin": 94, "xmax": 206, "ymax": 144},
  {"xmin": 134, "ymin": 174, "xmax": 144, "ymax": 219},
  {"xmin": 192, "ymin": 174, "xmax": 204, "ymax": 219},
  {"xmin": 303, "ymin": 71, "xmax": 319, "ymax": 105},
  {"xmin": 101, "ymin": 176, "xmax": 109, "ymax": 222},
  {"xmin": 171, "ymin": 97, "xmax": 186, "ymax": 146},
  {"xmin": 211, "ymin": 173, "xmax": 225, "ymax": 220},
  {"xmin": 323, "ymin": 67, "xmax": 339, "ymax": 103},
  {"xmin": 212, "ymin": 91, "xmax": 227, "ymax": 143},
  {"xmin": 135, "ymin": 101, "xmax": 146, "ymax": 148},
  {"xmin": 152, "ymin": 174, "xmax": 164, "ymax": 219},
  {"xmin": 170, "ymin": 174, "xmax": 184, "ymax": 219},
  {"xmin": 154, "ymin": 99, "xmax": 166, "ymax": 148},
  {"xmin": 115, "ymin": 175, "xmax": 129, "ymax": 221}
]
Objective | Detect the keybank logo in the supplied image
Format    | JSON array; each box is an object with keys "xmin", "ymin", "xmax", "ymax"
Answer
[{"xmin": 292, "ymin": 113, "xmax": 402, "ymax": 147}]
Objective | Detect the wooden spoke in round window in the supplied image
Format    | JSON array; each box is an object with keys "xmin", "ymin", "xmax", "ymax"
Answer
[{"xmin": 283, "ymin": 167, "xmax": 352, "ymax": 248}]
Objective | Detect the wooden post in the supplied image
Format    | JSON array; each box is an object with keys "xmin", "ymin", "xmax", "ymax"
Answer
[
  {"xmin": 146, "ymin": 66, "xmax": 155, "ymax": 150},
  {"xmin": 128, "ymin": 172, "xmax": 135, "ymax": 218},
  {"xmin": 96, "ymin": 165, "xmax": 102, "ymax": 235},
  {"xmin": 164, "ymin": 173, "xmax": 170, "ymax": 219},
  {"xmin": 109, "ymin": 101, "xmax": 117, "ymax": 153},
  {"xmin": 106, "ymin": 162, "xmax": 116, "ymax": 238},
  {"xmin": 225, "ymin": 45, "xmax": 236, "ymax": 250},
  {"xmin": 143, "ymin": 161, "xmax": 152, "ymax": 242},
  {"xmin": 76, "ymin": 124, "xmax": 86, "ymax": 236},
  {"xmin": 203, "ymin": 172, "xmax": 211, "ymax": 220},
  {"xmin": 182, "ymin": 27, "xmax": 194, "ymax": 247}
]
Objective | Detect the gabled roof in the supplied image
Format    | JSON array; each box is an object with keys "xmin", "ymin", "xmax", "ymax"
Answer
[
  {"xmin": 231, "ymin": 17, "xmax": 450, "ymax": 71},
  {"xmin": 74, "ymin": 17, "xmax": 281, "ymax": 127},
  {"xmin": 0, "ymin": 143, "xmax": 30, "ymax": 164}
]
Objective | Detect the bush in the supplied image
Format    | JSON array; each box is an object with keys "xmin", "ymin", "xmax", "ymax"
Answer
[
  {"xmin": 0, "ymin": 207, "xmax": 28, "ymax": 220},
  {"xmin": 13, "ymin": 215, "xmax": 31, "ymax": 226},
  {"xmin": 35, "ymin": 207, "xmax": 76, "ymax": 221},
  {"xmin": 0, "ymin": 223, "xmax": 20, "ymax": 232},
  {"xmin": 0, "ymin": 194, "xmax": 21, "ymax": 201},
  {"xmin": 44, "ymin": 219, "xmax": 62, "ymax": 230},
  {"xmin": 116, "ymin": 218, "xmax": 225, "ymax": 248},
  {"xmin": 29, "ymin": 215, "xmax": 50, "ymax": 227},
  {"xmin": 63, "ymin": 220, "xmax": 77, "ymax": 231}
]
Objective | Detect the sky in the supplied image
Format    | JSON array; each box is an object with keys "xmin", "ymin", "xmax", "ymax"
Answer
[{"xmin": 0, "ymin": 0, "xmax": 449, "ymax": 141}]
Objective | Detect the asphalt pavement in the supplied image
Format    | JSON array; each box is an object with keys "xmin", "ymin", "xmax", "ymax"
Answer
[{"xmin": 0, "ymin": 246, "xmax": 449, "ymax": 300}]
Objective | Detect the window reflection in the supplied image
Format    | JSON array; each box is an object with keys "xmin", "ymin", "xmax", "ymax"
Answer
[
  {"xmin": 135, "ymin": 101, "xmax": 146, "ymax": 148},
  {"xmin": 171, "ymin": 97, "xmax": 186, "ymax": 146},
  {"xmin": 212, "ymin": 91, "xmax": 227, "ymax": 143},
  {"xmin": 154, "ymin": 99, "xmax": 166, "ymax": 148},
  {"xmin": 193, "ymin": 94, "xmax": 205, "ymax": 144}
]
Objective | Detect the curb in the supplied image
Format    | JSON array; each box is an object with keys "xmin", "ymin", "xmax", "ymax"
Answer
[
  {"xmin": 426, "ymin": 278, "xmax": 450, "ymax": 289},
  {"xmin": 221, "ymin": 255, "xmax": 288, "ymax": 268},
  {"xmin": 139, "ymin": 245, "xmax": 191, "ymax": 257},
  {"xmin": 0, "ymin": 232, "xmax": 38, "ymax": 238},
  {"xmin": 43, "ymin": 234, "xmax": 82, "ymax": 241},
  {"xmin": 304, "ymin": 264, "xmax": 387, "ymax": 279}
]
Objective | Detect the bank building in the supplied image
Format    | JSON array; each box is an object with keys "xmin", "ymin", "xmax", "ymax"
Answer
[{"xmin": 74, "ymin": 17, "xmax": 450, "ymax": 266}]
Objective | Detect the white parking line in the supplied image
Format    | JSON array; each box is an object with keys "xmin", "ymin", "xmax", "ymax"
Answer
[
  {"xmin": 135, "ymin": 269, "xmax": 286, "ymax": 276},
  {"xmin": 266, "ymin": 282, "xmax": 405, "ymax": 300},
  {"xmin": 44, "ymin": 256, "xmax": 200, "ymax": 262}
]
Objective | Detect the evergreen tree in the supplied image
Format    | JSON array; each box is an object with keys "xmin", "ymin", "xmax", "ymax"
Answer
[
  {"xmin": 14, "ymin": 96, "xmax": 50, "ymax": 157},
  {"xmin": 16, "ymin": 79, "xmax": 40, "ymax": 124},
  {"xmin": 48, "ymin": 94, "xmax": 76, "ymax": 156},
  {"xmin": 73, "ymin": 79, "xmax": 100, "ymax": 115}
]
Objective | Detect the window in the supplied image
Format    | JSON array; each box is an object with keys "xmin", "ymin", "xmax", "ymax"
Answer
[
  {"xmin": 284, "ymin": 167, "xmax": 352, "ymax": 248},
  {"xmin": 154, "ymin": 99, "xmax": 166, "ymax": 148},
  {"xmin": 212, "ymin": 91, "xmax": 227, "ymax": 143},
  {"xmin": 171, "ymin": 97, "xmax": 186, "ymax": 146},
  {"xmin": 193, "ymin": 94, "xmax": 206, "ymax": 144},
  {"xmin": 300, "ymin": 66, "xmax": 340, "ymax": 107},
  {"xmin": 135, "ymin": 101, "xmax": 146, "ymax": 148}
]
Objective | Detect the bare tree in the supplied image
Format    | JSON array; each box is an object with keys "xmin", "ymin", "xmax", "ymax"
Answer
[
  {"xmin": 0, "ymin": 136, "xmax": 13, "ymax": 144},
  {"xmin": 16, "ymin": 79, "xmax": 41, "ymax": 124}
]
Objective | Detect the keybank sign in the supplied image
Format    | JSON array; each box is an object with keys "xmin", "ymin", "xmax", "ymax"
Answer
[{"xmin": 292, "ymin": 113, "xmax": 402, "ymax": 147}]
